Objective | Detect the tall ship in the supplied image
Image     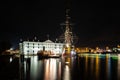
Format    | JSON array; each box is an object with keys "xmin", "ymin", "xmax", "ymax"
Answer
[{"xmin": 58, "ymin": 9, "xmax": 78, "ymax": 57}]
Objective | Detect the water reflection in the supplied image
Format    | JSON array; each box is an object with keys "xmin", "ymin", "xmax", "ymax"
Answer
[
  {"xmin": 95, "ymin": 55, "xmax": 100, "ymax": 80},
  {"xmin": 44, "ymin": 59, "xmax": 59, "ymax": 80},
  {"xmin": 117, "ymin": 54, "xmax": 120, "ymax": 80},
  {"xmin": 63, "ymin": 65, "xmax": 71, "ymax": 80},
  {"xmin": 19, "ymin": 54, "xmax": 120, "ymax": 80},
  {"xmin": 90, "ymin": 55, "xmax": 94, "ymax": 77},
  {"xmin": 20, "ymin": 56, "xmax": 63, "ymax": 80},
  {"xmin": 63, "ymin": 57, "xmax": 71, "ymax": 80},
  {"xmin": 84, "ymin": 55, "xmax": 88, "ymax": 80},
  {"xmin": 9, "ymin": 57, "xmax": 13, "ymax": 62},
  {"xmin": 77, "ymin": 54, "xmax": 119, "ymax": 80},
  {"xmin": 105, "ymin": 54, "xmax": 111, "ymax": 80}
]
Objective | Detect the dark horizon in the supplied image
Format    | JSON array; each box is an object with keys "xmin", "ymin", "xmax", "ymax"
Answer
[{"xmin": 0, "ymin": 0, "xmax": 120, "ymax": 48}]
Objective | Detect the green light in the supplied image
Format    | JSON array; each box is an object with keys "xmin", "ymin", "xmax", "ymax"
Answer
[{"xmin": 111, "ymin": 56, "xmax": 118, "ymax": 60}]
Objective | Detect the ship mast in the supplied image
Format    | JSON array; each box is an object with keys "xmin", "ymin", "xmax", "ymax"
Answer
[
  {"xmin": 63, "ymin": 7, "xmax": 74, "ymax": 56},
  {"xmin": 59, "ymin": 0, "xmax": 77, "ymax": 56},
  {"xmin": 64, "ymin": 9, "xmax": 73, "ymax": 47}
]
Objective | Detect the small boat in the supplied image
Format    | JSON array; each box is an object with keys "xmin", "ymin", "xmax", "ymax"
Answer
[
  {"xmin": 37, "ymin": 50, "xmax": 49, "ymax": 59},
  {"xmin": 37, "ymin": 50, "xmax": 61, "ymax": 59}
]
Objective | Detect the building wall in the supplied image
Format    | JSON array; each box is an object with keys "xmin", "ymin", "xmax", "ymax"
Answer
[{"xmin": 19, "ymin": 40, "xmax": 64, "ymax": 55}]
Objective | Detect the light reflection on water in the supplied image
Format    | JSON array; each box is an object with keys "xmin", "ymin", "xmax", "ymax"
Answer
[
  {"xmin": 63, "ymin": 65, "xmax": 71, "ymax": 80},
  {"xmin": 118, "ymin": 54, "xmax": 120, "ymax": 79},
  {"xmin": 19, "ymin": 54, "xmax": 120, "ymax": 80},
  {"xmin": 44, "ymin": 59, "xmax": 58, "ymax": 80}
]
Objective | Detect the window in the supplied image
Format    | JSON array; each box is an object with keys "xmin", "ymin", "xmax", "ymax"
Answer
[{"xmin": 27, "ymin": 50, "xmax": 29, "ymax": 52}]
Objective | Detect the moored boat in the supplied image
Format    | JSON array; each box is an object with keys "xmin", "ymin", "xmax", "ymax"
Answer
[{"xmin": 37, "ymin": 50, "xmax": 61, "ymax": 59}]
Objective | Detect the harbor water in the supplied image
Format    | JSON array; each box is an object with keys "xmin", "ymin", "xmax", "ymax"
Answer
[
  {"xmin": 1, "ymin": 53, "xmax": 120, "ymax": 80},
  {"xmin": 19, "ymin": 53, "xmax": 120, "ymax": 80}
]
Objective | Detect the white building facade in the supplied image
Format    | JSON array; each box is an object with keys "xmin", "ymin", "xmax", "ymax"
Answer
[{"xmin": 19, "ymin": 39, "xmax": 64, "ymax": 55}]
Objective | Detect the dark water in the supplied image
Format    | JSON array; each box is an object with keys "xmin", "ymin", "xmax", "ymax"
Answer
[{"xmin": 19, "ymin": 54, "xmax": 120, "ymax": 80}]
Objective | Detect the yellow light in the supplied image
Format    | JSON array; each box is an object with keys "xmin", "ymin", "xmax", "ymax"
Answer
[{"xmin": 66, "ymin": 43, "xmax": 69, "ymax": 47}]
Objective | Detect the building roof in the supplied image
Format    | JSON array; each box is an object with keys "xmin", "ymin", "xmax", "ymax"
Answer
[{"xmin": 44, "ymin": 39, "xmax": 54, "ymax": 43}]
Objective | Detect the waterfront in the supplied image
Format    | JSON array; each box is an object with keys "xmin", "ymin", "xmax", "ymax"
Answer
[{"xmin": 1, "ymin": 53, "xmax": 120, "ymax": 80}]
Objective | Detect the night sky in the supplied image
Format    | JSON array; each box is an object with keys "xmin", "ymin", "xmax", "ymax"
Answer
[{"xmin": 0, "ymin": 0, "xmax": 120, "ymax": 48}]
